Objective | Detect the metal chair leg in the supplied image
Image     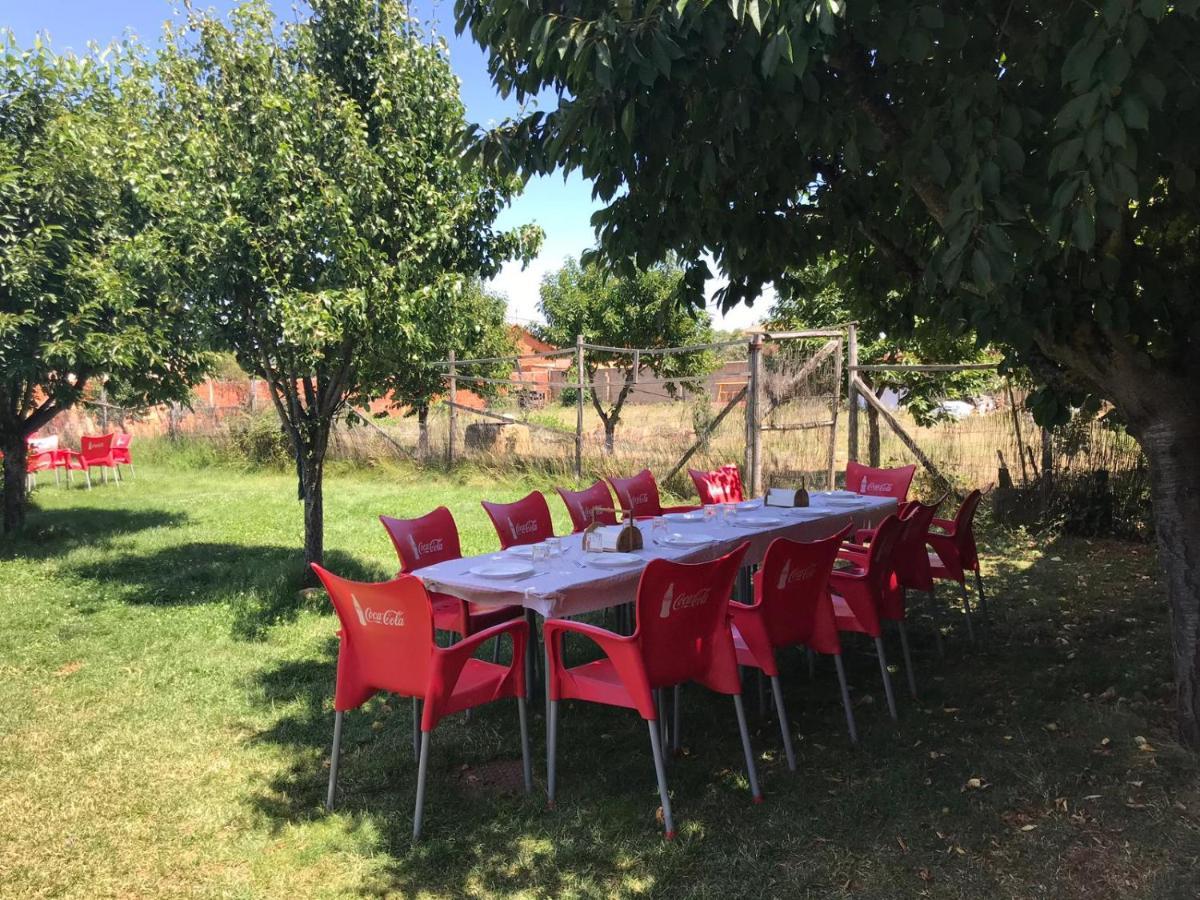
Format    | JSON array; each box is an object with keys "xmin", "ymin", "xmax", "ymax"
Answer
[
  {"xmin": 672, "ymin": 685, "xmax": 682, "ymax": 754},
  {"xmin": 929, "ymin": 588, "xmax": 945, "ymax": 659},
  {"xmin": 657, "ymin": 688, "xmax": 669, "ymax": 750},
  {"xmin": 874, "ymin": 636, "xmax": 898, "ymax": 721},
  {"xmin": 412, "ymin": 731, "xmax": 431, "ymax": 843},
  {"xmin": 326, "ymin": 710, "xmax": 344, "ymax": 810},
  {"xmin": 732, "ymin": 694, "xmax": 763, "ymax": 801},
  {"xmin": 959, "ymin": 582, "xmax": 976, "ymax": 642},
  {"xmin": 769, "ymin": 675, "xmax": 796, "ymax": 772},
  {"xmin": 546, "ymin": 699, "xmax": 559, "ymax": 805},
  {"xmin": 897, "ymin": 621, "xmax": 918, "ymax": 699},
  {"xmin": 411, "ymin": 698, "xmax": 420, "ymax": 763},
  {"xmin": 974, "ymin": 567, "xmax": 989, "ymax": 625},
  {"xmin": 833, "ymin": 653, "xmax": 859, "ymax": 744},
  {"xmin": 647, "ymin": 719, "xmax": 676, "ymax": 838},
  {"xmin": 518, "ymin": 697, "xmax": 532, "ymax": 793}
]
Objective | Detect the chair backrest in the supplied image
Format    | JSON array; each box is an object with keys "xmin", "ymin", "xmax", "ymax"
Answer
[
  {"xmin": 311, "ymin": 565, "xmax": 434, "ymax": 710},
  {"xmin": 891, "ymin": 497, "xmax": 943, "ymax": 590},
  {"xmin": 846, "ymin": 461, "xmax": 916, "ymax": 501},
  {"xmin": 556, "ymin": 480, "xmax": 619, "ymax": 532},
  {"xmin": 27, "ymin": 435, "xmax": 58, "ymax": 453},
  {"xmin": 862, "ymin": 514, "xmax": 905, "ymax": 597},
  {"xmin": 80, "ymin": 433, "xmax": 115, "ymax": 460},
  {"xmin": 689, "ymin": 464, "xmax": 746, "ymax": 505},
  {"xmin": 379, "ymin": 506, "xmax": 462, "ymax": 573},
  {"xmin": 608, "ymin": 469, "xmax": 664, "ymax": 518},
  {"xmin": 481, "ymin": 491, "xmax": 555, "ymax": 549},
  {"xmin": 756, "ymin": 526, "xmax": 849, "ymax": 649},
  {"xmin": 634, "ymin": 543, "xmax": 749, "ymax": 689},
  {"xmin": 951, "ymin": 488, "xmax": 985, "ymax": 570},
  {"xmin": 112, "ymin": 433, "xmax": 131, "ymax": 449}
]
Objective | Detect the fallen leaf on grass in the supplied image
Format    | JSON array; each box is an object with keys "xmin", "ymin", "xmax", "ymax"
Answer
[
  {"xmin": 1020, "ymin": 824, "xmax": 1038, "ymax": 832},
  {"xmin": 897, "ymin": 836, "xmax": 909, "ymax": 852},
  {"xmin": 917, "ymin": 868, "xmax": 933, "ymax": 883},
  {"xmin": 53, "ymin": 661, "xmax": 84, "ymax": 677}
]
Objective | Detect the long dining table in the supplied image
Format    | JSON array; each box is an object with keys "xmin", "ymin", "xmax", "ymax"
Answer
[{"xmin": 418, "ymin": 492, "xmax": 898, "ymax": 700}]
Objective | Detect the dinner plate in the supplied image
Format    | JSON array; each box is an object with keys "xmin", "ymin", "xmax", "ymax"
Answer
[
  {"xmin": 735, "ymin": 500, "xmax": 762, "ymax": 510},
  {"xmin": 469, "ymin": 560, "xmax": 535, "ymax": 579},
  {"xmin": 735, "ymin": 514, "xmax": 784, "ymax": 527},
  {"xmin": 661, "ymin": 532, "xmax": 718, "ymax": 547},
  {"xmin": 667, "ymin": 510, "xmax": 706, "ymax": 522},
  {"xmin": 505, "ymin": 544, "xmax": 535, "ymax": 557},
  {"xmin": 586, "ymin": 552, "xmax": 643, "ymax": 569},
  {"xmin": 824, "ymin": 496, "xmax": 866, "ymax": 506}
]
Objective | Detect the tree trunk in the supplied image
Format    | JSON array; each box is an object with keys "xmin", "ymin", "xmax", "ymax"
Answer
[
  {"xmin": 1138, "ymin": 408, "xmax": 1200, "ymax": 748},
  {"xmin": 2, "ymin": 438, "xmax": 28, "ymax": 533},
  {"xmin": 301, "ymin": 452, "xmax": 324, "ymax": 571},
  {"xmin": 866, "ymin": 401, "xmax": 881, "ymax": 467},
  {"xmin": 417, "ymin": 405, "xmax": 430, "ymax": 458},
  {"xmin": 604, "ymin": 419, "xmax": 616, "ymax": 454}
]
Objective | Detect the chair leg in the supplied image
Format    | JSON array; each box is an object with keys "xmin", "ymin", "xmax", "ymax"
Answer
[
  {"xmin": 974, "ymin": 567, "xmax": 989, "ymax": 624},
  {"xmin": 657, "ymin": 688, "xmax": 669, "ymax": 750},
  {"xmin": 411, "ymin": 698, "xmax": 420, "ymax": 763},
  {"xmin": 546, "ymin": 699, "xmax": 559, "ymax": 805},
  {"xmin": 517, "ymin": 697, "xmax": 532, "ymax": 793},
  {"xmin": 55, "ymin": 467, "xmax": 60, "ymax": 487},
  {"xmin": 929, "ymin": 588, "xmax": 945, "ymax": 659},
  {"xmin": 85, "ymin": 469, "xmax": 91, "ymax": 490},
  {"xmin": 672, "ymin": 685, "xmax": 682, "ymax": 754},
  {"xmin": 958, "ymin": 581, "xmax": 976, "ymax": 642},
  {"xmin": 832, "ymin": 653, "xmax": 859, "ymax": 745},
  {"xmin": 646, "ymin": 719, "xmax": 676, "ymax": 839},
  {"xmin": 874, "ymin": 636, "xmax": 898, "ymax": 721},
  {"xmin": 732, "ymin": 694, "xmax": 763, "ymax": 802},
  {"xmin": 326, "ymin": 710, "xmax": 344, "ymax": 810},
  {"xmin": 128, "ymin": 463, "xmax": 135, "ymax": 479},
  {"xmin": 412, "ymin": 730, "xmax": 431, "ymax": 843},
  {"xmin": 769, "ymin": 675, "xmax": 796, "ymax": 772},
  {"xmin": 897, "ymin": 621, "xmax": 918, "ymax": 699}
]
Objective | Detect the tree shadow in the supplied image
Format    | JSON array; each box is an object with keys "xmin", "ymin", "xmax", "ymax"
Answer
[
  {"xmin": 0, "ymin": 506, "xmax": 189, "ymax": 561},
  {"xmin": 63, "ymin": 542, "xmax": 387, "ymax": 639}
]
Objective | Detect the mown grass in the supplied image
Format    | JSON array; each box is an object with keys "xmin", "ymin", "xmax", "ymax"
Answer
[{"xmin": 1, "ymin": 456, "xmax": 1197, "ymax": 898}]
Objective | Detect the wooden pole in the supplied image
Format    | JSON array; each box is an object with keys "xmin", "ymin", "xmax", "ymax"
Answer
[
  {"xmin": 846, "ymin": 324, "xmax": 859, "ymax": 464},
  {"xmin": 447, "ymin": 350, "xmax": 456, "ymax": 467},
  {"xmin": 1005, "ymin": 378, "xmax": 1030, "ymax": 487},
  {"xmin": 575, "ymin": 334, "xmax": 585, "ymax": 483},
  {"xmin": 746, "ymin": 334, "xmax": 764, "ymax": 495},
  {"xmin": 852, "ymin": 374, "xmax": 953, "ymax": 490},
  {"xmin": 663, "ymin": 385, "xmax": 748, "ymax": 485},
  {"xmin": 828, "ymin": 337, "xmax": 843, "ymax": 489}
]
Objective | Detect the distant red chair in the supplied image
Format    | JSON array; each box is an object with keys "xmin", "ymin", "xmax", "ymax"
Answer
[
  {"xmin": 311, "ymin": 565, "xmax": 531, "ymax": 841},
  {"xmin": 846, "ymin": 462, "xmax": 916, "ymax": 501},
  {"xmin": 481, "ymin": 491, "xmax": 555, "ymax": 549},
  {"xmin": 928, "ymin": 488, "xmax": 989, "ymax": 632},
  {"xmin": 544, "ymin": 544, "xmax": 759, "ymax": 839},
  {"xmin": 380, "ymin": 507, "xmax": 523, "ymax": 642},
  {"xmin": 689, "ymin": 464, "xmax": 746, "ymax": 505},
  {"xmin": 111, "ymin": 433, "xmax": 134, "ymax": 479},
  {"xmin": 828, "ymin": 514, "xmax": 905, "ymax": 721},
  {"xmin": 556, "ymin": 479, "xmax": 619, "ymax": 532},
  {"xmin": 608, "ymin": 469, "xmax": 697, "ymax": 519},
  {"xmin": 80, "ymin": 434, "xmax": 121, "ymax": 485},
  {"xmin": 25, "ymin": 448, "xmax": 56, "ymax": 491},
  {"xmin": 730, "ymin": 526, "xmax": 855, "ymax": 760}
]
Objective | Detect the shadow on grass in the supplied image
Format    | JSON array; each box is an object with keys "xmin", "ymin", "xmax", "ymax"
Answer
[
  {"xmin": 238, "ymin": 523, "xmax": 1200, "ymax": 897},
  {"xmin": 64, "ymin": 542, "xmax": 389, "ymax": 639},
  {"xmin": 0, "ymin": 505, "xmax": 189, "ymax": 561}
]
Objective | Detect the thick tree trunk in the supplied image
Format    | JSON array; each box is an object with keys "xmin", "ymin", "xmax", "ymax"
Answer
[
  {"xmin": 301, "ymin": 453, "xmax": 324, "ymax": 571},
  {"xmin": 604, "ymin": 420, "xmax": 616, "ymax": 454},
  {"xmin": 2, "ymin": 438, "xmax": 28, "ymax": 534},
  {"xmin": 1138, "ymin": 408, "xmax": 1200, "ymax": 748},
  {"xmin": 417, "ymin": 405, "xmax": 430, "ymax": 458},
  {"xmin": 866, "ymin": 402, "xmax": 881, "ymax": 467}
]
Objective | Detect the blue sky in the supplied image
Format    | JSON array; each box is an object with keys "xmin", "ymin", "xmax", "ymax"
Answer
[{"xmin": 6, "ymin": 1, "xmax": 760, "ymax": 330}]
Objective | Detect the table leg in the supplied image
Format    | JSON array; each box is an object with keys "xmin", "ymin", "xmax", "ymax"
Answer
[{"xmin": 525, "ymin": 609, "xmax": 539, "ymax": 707}]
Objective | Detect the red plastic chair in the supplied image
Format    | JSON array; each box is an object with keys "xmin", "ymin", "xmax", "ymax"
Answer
[
  {"xmin": 556, "ymin": 479, "xmax": 619, "ymax": 532},
  {"xmin": 380, "ymin": 507, "xmax": 522, "ymax": 640},
  {"xmin": 607, "ymin": 469, "xmax": 696, "ymax": 519},
  {"xmin": 928, "ymin": 488, "xmax": 989, "ymax": 632},
  {"xmin": 80, "ymin": 433, "xmax": 121, "ymax": 485},
  {"xmin": 481, "ymin": 491, "xmax": 555, "ymax": 549},
  {"xmin": 845, "ymin": 461, "xmax": 916, "ymax": 501},
  {"xmin": 730, "ymin": 526, "xmax": 855, "ymax": 760},
  {"xmin": 689, "ymin": 464, "xmax": 746, "ymax": 505},
  {"xmin": 25, "ymin": 449, "xmax": 56, "ymax": 490},
  {"xmin": 544, "ymin": 544, "xmax": 759, "ymax": 839},
  {"xmin": 111, "ymin": 433, "xmax": 134, "ymax": 478},
  {"xmin": 311, "ymin": 565, "xmax": 531, "ymax": 842},
  {"xmin": 828, "ymin": 514, "xmax": 905, "ymax": 721}
]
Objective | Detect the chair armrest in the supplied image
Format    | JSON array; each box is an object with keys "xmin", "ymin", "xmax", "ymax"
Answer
[
  {"xmin": 433, "ymin": 617, "xmax": 529, "ymax": 696},
  {"xmin": 840, "ymin": 542, "xmax": 870, "ymax": 556},
  {"xmin": 543, "ymin": 618, "xmax": 653, "ymax": 716}
]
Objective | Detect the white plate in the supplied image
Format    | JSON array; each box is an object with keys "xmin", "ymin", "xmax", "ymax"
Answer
[
  {"xmin": 661, "ymin": 532, "xmax": 718, "ymax": 547},
  {"xmin": 824, "ymin": 496, "xmax": 866, "ymax": 506},
  {"xmin": 505, "ymin": 544, "xmax": 535, "ymax": 557},
  {"xmin": 585, "ymin": 552, "xmax": 643, "ymax": 569},
  {"xmin": 827, "ymin": 490, "xmax": 857, "ymax": 497},
  {"xmin": 735, "ymin": 515, "xmax": 784, "ymax": 527},
  {"xmin": 735, "ymin": 500, "xmax": 762, "ymax": 510},
  {"xmin": 469, "ymin": 560, "xmax": 535, "ymax": 579},
  {"xmin": 667, "ymin": 510, "xmax": 706, "ymax": 522}
]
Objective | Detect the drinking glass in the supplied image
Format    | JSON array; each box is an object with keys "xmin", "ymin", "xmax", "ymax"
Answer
[
  {"xmin": 531, "ymin": 542, "xmax": 549, "ymax": 572},
  {"xmin": 703, "ymin": 504, "xmax": 718, "ymax": 522},
  {"xmin": 650, "ymin": 516, "xmax": 668, "ymax": 546}
]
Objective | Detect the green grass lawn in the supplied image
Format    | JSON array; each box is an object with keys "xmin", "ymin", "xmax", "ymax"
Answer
[{"xmin": 2, "ymin": 458, "xmax": 1197, "ymax": 898}]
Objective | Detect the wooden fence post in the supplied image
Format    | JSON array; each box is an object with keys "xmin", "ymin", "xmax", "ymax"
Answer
[
  {"xmin": 852, "ymin": 374, "xmax": 953, "ymax": 490},
  {"xmin": 575, "ymin": 334, "xmax": 584, "ymax": 482},
  {"xmin": 846, "ymin": 323, "xmax": 859, "ymax": 464},
  {"xmin": 746, "ymin": 333, "xmax": 764, "ymax": 495},
  {"xmin": 447, "ymin": 350, "xmax": 456, "ymax": 467},
  {"xmin": 828, "ymin": 336, "xmax": 843, "ymax": 489}
]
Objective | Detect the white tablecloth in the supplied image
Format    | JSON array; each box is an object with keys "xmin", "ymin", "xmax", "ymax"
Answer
[{"xmin": 419, "ymin": 494, "xmax": 896, "ymax": 619}]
